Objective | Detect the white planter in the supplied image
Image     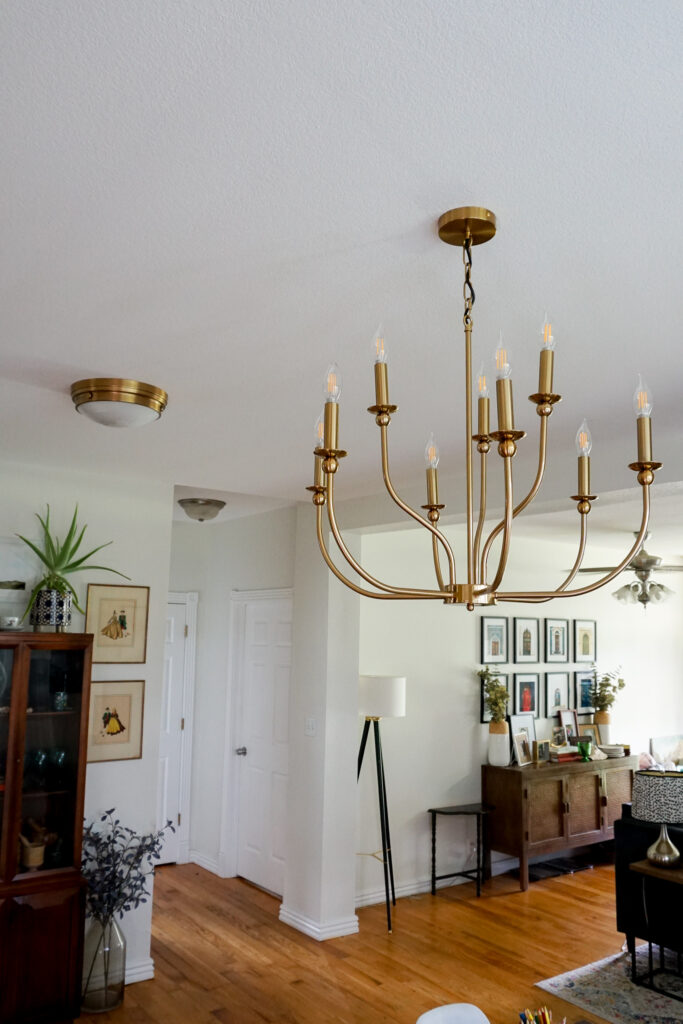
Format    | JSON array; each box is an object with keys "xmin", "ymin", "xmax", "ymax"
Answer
[{"xmin": 488, "ymin": 725, "xmax": 510, "ymax": 766}]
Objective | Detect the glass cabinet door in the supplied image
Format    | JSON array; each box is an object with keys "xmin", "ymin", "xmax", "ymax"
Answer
[
  {"xmin": 17, "ymin": 647, "xmax": 84, "ymax": 875},
  {"xmin": 0, "ymin": 648, "xmax": 15, "ymax": 855}
]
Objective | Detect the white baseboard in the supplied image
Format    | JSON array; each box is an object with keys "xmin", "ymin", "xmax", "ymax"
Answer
[
  {"xmin": 125, "ymin": 956, "xmax": 155, "ymax": 985},
  {"xmin": 279, "ymin": 904, "xmax": 359, "ymax": 941},
  {"xmin": 189, "ymin": 849, "xmax": 221, "ymax": 875}
]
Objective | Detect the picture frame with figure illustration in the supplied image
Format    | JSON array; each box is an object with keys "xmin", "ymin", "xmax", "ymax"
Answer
[
  {"xmin": 86, "ymin": 584, "xmax": 150, "ymax": 664},
  {"xmin": 87, "ymin": 679, "xmax": 145, "ymax": 763}
]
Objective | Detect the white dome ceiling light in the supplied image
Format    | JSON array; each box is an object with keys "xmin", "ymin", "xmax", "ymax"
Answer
[
  {"xmin": 71, "ymin": 379, "xmax": 168, "ymax": 427},
  {"xmin": 177, "ymin": 498, "xmax": 226, "ymax": 522}
]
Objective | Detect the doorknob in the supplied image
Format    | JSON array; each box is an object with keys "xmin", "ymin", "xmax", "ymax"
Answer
[{"xmin": 235, "ymin": 746, "xmax": 247, "ymax": 756}]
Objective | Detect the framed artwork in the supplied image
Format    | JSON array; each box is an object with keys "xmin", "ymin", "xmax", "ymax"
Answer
[
  {"xmin": 545, "ymin": 672, "xmax": 569, "ymax": 714},
  {"xmin": 509, "ymin": 712, "xmax": 537, "ymax": 754},
  {"xmin": 480, "ymin": 672, "xmax": 510, "ymax": 724},
  {"xmin": 514, "ymin": 673, "xmax": 540, "ymax": 717},
  {"xmin": 480, "ymin": 617, "xmax": 508, "ymax": 663},
  {"xmin": 513, "ymin": 617, "xmax": 539, "ymax": 663},
  {"xmin": 574, "ymin": 619, "xmax": 597, "ymax": 663},
  {"xmin": 87, "ymin": 680, "xmax": 145, "ymax": 762},
  {"xmin": 513, "ymin": 732, "xmax": 533, "ymax": 767},
  {"xmin": 579, "ymin": 722, "xmax": 602, "ymax": 746},
  {"xmin": 544, "ymin": 618, "xmax": 569, "ymax": 662},
  {"xmin": 574, "ymin": 670, "xmax": 595, "ymax": 714},
  {"xmin": 559, "ymin": 708, "xmax": 579, "ymax": 742},
  {"xmin": 552, "ymin": 724, "xmax": 569, "ymax": 746},
  {"xmin": 86, "ymin": 584, "xmax": 150, "ymax": 664},
  {"xmin": 533, "ymin": 740, "xmax": 550, "ymax": 763}
]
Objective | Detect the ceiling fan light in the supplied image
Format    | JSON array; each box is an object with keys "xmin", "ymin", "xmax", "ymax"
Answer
[
  {"xmin": 71, "ymin": 379, "xmax": 168, "ymax": 427},
  {"xmin": 648, "ymin": 582, "xmax": 675, "ymax": 603},
  {"xmin": 613, "ymin": 583, "xmax": 640, "ymax": 604},
  {"xmin": 177, "ymin": 498, "xmax": 226, "ymax": 522}
]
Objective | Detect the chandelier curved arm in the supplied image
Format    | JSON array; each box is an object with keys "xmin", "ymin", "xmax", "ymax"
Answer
[
  {"xmin": 480, "ymin": 415, "xmax": 548, "ymax": 584},
  {"xmin": 473, "ymin": 446, "xmax": 489, "ymax": 585},
  {"xmin": 431, "ymin": 534, "xmax": 446, "ymax": 591},
  {"xmin": 497, "ymin": 483, "xmax": 651, "ymax": 601},
  {"xmin": 316, "ymin": 505, "xmax": 444, "ymax": 601},
  {"xmin": 379, "ymin": 423, "xmax": 456, "ymax": 589},
  {"xmin": 503, "ymin": 513, "xmax": 589, "ymax": 604},
  {"xmin": 485, "ymin": 455, "xmax": 514, "ymax": 593},
  {"xmin": 326, "ymin": 473, "xmax": 446, "ymax": 598}
]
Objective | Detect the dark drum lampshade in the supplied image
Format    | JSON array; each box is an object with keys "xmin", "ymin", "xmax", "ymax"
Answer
[{"xmin": 631, "ymin": 769, "xmax": 683, "ymax": 867}]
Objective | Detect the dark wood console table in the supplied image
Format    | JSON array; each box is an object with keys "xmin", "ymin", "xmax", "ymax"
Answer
[{"xmin": 482, "ymin": 757, "xmax": 637, "ymax": 891}]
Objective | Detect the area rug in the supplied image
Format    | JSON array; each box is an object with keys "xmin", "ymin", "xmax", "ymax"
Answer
[{"xmin": 537, "ymin": 946, "xmax": 683, "ymax": 1024}]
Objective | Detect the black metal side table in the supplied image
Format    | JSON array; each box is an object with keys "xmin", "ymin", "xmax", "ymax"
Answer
[
  {"xmin": 427, "ymin": 803, "xmax": 489, "ymax": 897},
  {"xmin": 629, "ymin": 859, "xmax": 683, "ymax": 1001}
]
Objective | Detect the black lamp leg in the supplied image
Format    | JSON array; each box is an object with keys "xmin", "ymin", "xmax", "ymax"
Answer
[
  {"xmin": 357, "ymin": 718, "xmax": 371, "ymax": 781},
  {"xmin": 373, "ymin": 719, "xmax": 393, "ymax": 932},
  {"xmin": 374, "ymin": 720, "xmax": 396, "ymax": 906}
]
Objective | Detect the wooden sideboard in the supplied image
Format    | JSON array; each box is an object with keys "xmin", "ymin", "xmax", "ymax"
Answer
[{"xmin": 482, "ymin": 756, "xmax": 638, "ymax": 890}]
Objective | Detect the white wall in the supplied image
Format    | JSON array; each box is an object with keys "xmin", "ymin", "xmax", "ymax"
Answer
[
  {"xmin": 357, "ymin": 522, "xmax": 683, "ymax": 904},
  {"xmin": 168, "ymin": 505, "xmax": 297, "ymax": 869},
  {"xmin": 0, "ymin": 457, "xmax": 173, "ymax": 981}
]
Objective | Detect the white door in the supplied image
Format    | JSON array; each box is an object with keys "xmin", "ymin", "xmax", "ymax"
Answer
[
  {"xmin": 235, "ymin": 596, "xmax": 292, "ymax": 896},
  {"xmin": 157, "ymin": 601, "xmax": 191, "ymax": 864}
]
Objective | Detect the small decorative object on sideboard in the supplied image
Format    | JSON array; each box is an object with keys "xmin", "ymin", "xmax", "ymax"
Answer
[
  {"xmin": 588, "ymin": 665, "xmax": 625, "ymax": 746},
  {"xmin": 81, "ymin": 810, "xmax": 174, "ymax": 1013},
  {"xmin": 478, "ymin": 666, "xmax": 510, "ymax": 766},
  {"xmin": 17, "ymin": 505, "xmax": 129, "ymax": 631},
  {"xmin": 631, "ymin": 769, "xmax": 683, "ymax": 867}
]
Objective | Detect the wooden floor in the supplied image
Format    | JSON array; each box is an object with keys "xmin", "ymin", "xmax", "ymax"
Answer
[{"xmin": 80, "ymin": 862, "xmax": 627, "ymax": 1024}]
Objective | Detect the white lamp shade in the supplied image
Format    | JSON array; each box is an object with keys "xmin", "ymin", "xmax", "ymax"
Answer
[
  {"xmin": 358, "ymin": 675, "xmax": 406, "ymax": 718},
  {"xmin": 632, "ymin": 770, "xmax": 683, "ymax": 824}
]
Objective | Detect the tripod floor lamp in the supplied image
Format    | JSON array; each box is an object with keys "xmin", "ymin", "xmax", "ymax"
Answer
[{"xmin": 358, "ymin": 674, "xmax": 407, "ymax": 933}]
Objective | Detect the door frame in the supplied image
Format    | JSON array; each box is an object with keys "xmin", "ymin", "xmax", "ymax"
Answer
[
  {"xmin": 218, "ymin": 588, "xmax": 293, "ymax": 879},
  {"xmin": 165, "ymin": 591, "xmax": 198, "ymax": 864}
]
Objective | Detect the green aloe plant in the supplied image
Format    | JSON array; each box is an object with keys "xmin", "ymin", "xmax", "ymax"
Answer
[{"xmin": 18, "ymin": 505, "xmax": 129, "ymax": 619}]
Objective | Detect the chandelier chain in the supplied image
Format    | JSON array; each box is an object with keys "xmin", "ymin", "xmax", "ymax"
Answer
[{"xmin": 462, "ymin": 236, "xmax": 475, "ymax": 325}]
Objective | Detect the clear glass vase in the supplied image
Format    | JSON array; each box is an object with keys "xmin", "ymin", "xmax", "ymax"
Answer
[{"xmin": 81, "ymin": 916, "xmax": 126, "ymax": 1013}]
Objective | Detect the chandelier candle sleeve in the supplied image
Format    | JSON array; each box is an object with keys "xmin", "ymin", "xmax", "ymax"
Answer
[
  {"xmin": 633, "ymin": 376, "xmax": 653, "ymax": 462},
  {"xmin": 495, "ymin": 340, "xmax": 514, "ymax": 431},
  {"xmin": 539, "ymin": 316, "xmax": 555, "ymax": 393},
  {"xmin": 373, "ymin": 327, "xmax": 390, "ymax": 406},
  {"xmin": 323, "ymin": 364, "xmax": 341, "ymax": 449},
  {"xmin": 576, "ymin": 419, "xmax": 592, "ymax": 495},
  {"xmin": 425, "ymin": 434, "xmax": 440, "ymax": 504},
  {"xmin": 476, "ymin": 364, "xmax": 490, "ymax": 435}
]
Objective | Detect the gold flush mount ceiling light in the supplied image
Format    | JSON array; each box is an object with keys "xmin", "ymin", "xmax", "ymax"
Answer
[
  {"xmin": 307, "ymin": 206, "xmax": 661, "ymax": 609},
  {"xmin": 71, "ymin": 378, "xmax": 168, "ymax": 427}
]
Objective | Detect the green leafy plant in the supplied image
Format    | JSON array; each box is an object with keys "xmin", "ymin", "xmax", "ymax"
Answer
[
  {"xmin": 477, "ymin": 666, "xmax": 509, "ymax": 723},
  {"xmin": 587, "ymin": 666, "xmax": 625, "ymax": 712},
  {"xmin": 17, "ymin": 505, "xmax": 129, "ymax": 618}
]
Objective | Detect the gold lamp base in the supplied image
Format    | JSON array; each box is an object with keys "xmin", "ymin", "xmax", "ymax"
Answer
[
  {"xmin": 647, "ymin": 823, "xmax": 681, "ymax": 867},
  {"xmin": 438, "ymin": 207, "xmax": 496, "ymax": 246}
]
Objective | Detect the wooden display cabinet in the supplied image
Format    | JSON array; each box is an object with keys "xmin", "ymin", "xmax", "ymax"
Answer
[
  {"xmin": 482, "ymin": 756, "xmax": 637, "ymax": 891},
  {"xmin": 0, "ymin": 632, "xmax": 93, "ymax": 1024}
]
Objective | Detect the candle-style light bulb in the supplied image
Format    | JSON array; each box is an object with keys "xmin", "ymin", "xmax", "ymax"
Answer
[
  {"xmin": 476, "ymin": 363, "xmax": 490, "ymax": 435},
  {"xmin": 424, "ymin": 433, "xmax": 440, "ymax": 469},
  {"xmin": 372, "ymin": 325, "xmax": 390, "ymax": 406},
  {"xmin": 372, "ymin": 324, "xmax": 387, "ymax": 364},
  {"xmin": 323, "ymin": 363, "xmax": 342, "ymax": 403},
  {"xmin": 540, "ymin": 312, "xmax": 555, "ymax": 351},
  {"xmin": 495, "ymin": 333, "xmax": 511, "ymax": 379},
  {"xmin": 314, "ymin": 411, "xmax": 325, "ymax": 449},
  {"xmin": 633, "ymin": 374, "xmax": 652, "ymax": 417},
  {"xmin": 424, "ymin": 433, "xmax": 440, "ymax": 505},
  {"xmin": 476, "ymin": 363, "xmax": 489, "ymax": 399},
  {"xmin": 575, "ymin": 418, "xmax": 592, "ymax": 495},
  {"xmin": 575, "ymin": 418, "xmax": 592, "ymax": 456},
  {"xmin": 633, "ymin": 374, "xmax": 653, "ymax": 461},
  {"xmin": 538, "ymin": 312, "xmax": 555, "ymax": 393}
]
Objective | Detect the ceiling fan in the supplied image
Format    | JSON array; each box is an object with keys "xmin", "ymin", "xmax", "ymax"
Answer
[{"xmin": 578, "ymin": 533, "xmax": 683, "ymax": 608}]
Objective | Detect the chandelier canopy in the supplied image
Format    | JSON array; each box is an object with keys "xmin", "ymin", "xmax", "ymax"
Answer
[{"xmin": 307, "ymin": 207, "xmax": 660, "ymax": 609}]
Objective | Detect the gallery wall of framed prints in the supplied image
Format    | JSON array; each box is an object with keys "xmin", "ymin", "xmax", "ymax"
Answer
[{"xmin": 478, "ymin": 615, "xmax": 598, "ymax": 722}]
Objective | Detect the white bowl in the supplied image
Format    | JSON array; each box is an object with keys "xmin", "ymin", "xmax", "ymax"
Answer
[{"xmin": 600, "ymin": 744, "xmax": 625, "ymax": 757}]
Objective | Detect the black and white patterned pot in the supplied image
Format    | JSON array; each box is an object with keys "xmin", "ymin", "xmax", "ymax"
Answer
[{"xmin": 30, "ymin": 589, "xmax": 72, "ymax": 632}]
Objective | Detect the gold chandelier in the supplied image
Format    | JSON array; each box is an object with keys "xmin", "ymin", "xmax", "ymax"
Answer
[{"xmin": 307, "ymin": 206, "xmax": 660, "ymax": 609}]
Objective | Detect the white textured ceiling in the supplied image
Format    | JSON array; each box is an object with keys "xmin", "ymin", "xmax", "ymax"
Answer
[{"xmin": 1, "ymin": 1, "xmax": 682, "ymax": 520}]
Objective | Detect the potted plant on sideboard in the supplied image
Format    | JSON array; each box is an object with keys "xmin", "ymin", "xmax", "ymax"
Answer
[
  {"xmin": 588, "ymin": 666, "xmax": 625, "ymax": 745},
  {"xmin": 478, "ymin": 666, "xmax": 510, "ymax": 766},
  {"xmin": 17, "ymin": 505, "xmax": 129, "ymax": 631}
]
